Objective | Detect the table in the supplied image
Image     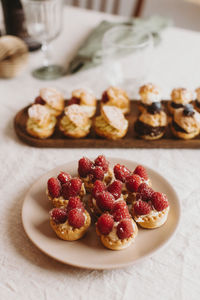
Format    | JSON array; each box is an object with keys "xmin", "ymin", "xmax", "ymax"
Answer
[{"xmin": 1, "ymin": 6, "xmax": 200, "ymax": 300}]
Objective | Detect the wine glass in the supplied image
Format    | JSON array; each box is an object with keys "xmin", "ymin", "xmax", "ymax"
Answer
[
  {"xmin": 22, "ymin": 0, "xmax": 64, "ymax": 80},
  {"xmin": 102, "ymin": 25, "xmax": 154, "ymax": 97}
]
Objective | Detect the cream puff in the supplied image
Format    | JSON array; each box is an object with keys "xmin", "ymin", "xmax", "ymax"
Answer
[
  {"xmin": 134, "ymin": 102, "xmax": 168, "ymax": 140},
  {"xmin": 68, "ymin": 88, "xmax": 97, "ymax": 118},
  {"xmin": 96, "ymin": 213, "xmax": 138, "ymax": 250},
  {"xmin": 94, "ymin": 105, "xmax": 128, "ymax": 140},
  {"xmin": 139, "ymin": 83, "xmax": 161, "ymax": 112},
  {"xmin": 131, "ymin": 191, "xmax": 170, "ymax": 229},
  {"xmin": 101, "ymin": 86, "xmax": 130, "ymax": 114},
  {"xmin": 35, "ymin": 87, "xmax": 64, "ymax": 117},
  {"xmin": 50, "ymin": 198, "xmax": 91, "ymax": 241},
  {"xmin": 47, "ymin": 174, "xmax": 86, "ymax": 208},
  {"xmin": 59, "ymin": 104, "xmax": 92, "ymax": 138},
  {"xmin": 78, "ymin": 155, "xmax": 113, "ymax": 193},
  {"xmin": 171, "ymin": 105, "xmax": 200, "ymax": 139},
  {"xmin": 168, "ymin": 88, "xmax": 193, "ymax": 114},
  {"xmin": 194, "ymin": 88, "xmax": 200, "ymax": 113},
  {"xmin": 26, "ymin": 104, "xmax": 57, "ymax": 139}
]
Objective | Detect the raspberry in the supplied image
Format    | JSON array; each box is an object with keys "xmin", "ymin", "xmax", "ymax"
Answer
[
  {"xmin": 107, "ymin": 180, "xmax": 122, "ymax": 199},
  {"xmin": 112, "ymin": 207, "xmax": 130, "ymax": 222},
  {"xmin": 78, "ymin": 157, "xmax": 93, "ymax": 177},
  {"xmin": 101, "ymin": 91, "xmax": 109, "ymax": 103},
  {"xmin": 62, "ymin": 178, "xmax": 82, "ymax": 199},
  {"xmin": 137, "ymin": 183, "xmax": 154, "ymax": 201},
  {"xmin": 92, "ymin": 180, "xmax": 106, "ymax": 198},
  {"xmin": 68, "ymin": 97, "xmax": 80, "ymax": 106},
  {"xmin": 152, "ymin": 192, "xmax": 169, "ymax": 211},
  {"xmin": 47, "ymin": 177, "xmax": 61, "ymax": 198},
  {"xmin": 57, "ymin": 171, "xmax": 71, "ymax": 184},
  {"xmin": 35, "ymin": 96, "xmax": 45, "ymax": 105},
  {"xmin": 134, "ymin": 165, "xmax": 148, "ymax": 180},
  {"xmin": 67, "ymin": 197, "xmax": 84, "ymax": 212},
  {"xmin": 133, "ymin": 200, "xmax": 151, "ymax": 215},
  {"xmin": 96, "ymin": 191, "xmax": 115, "ymax": 212},
  {"xmin": 50, "ymin": 208, "xmax": 67, "ymax": 224},
  {"xmin": 97, "ymin": 213, "xmax": 114, "ymax": 235},
  {"xmin": 68, "ymin": 208, "xmax": 85, "ymax": 228},
  {"xmin": 126, "ymin": 174, "xmax": 142, "ymax": 192},
  {"xmin": 112, "ymin": 200, "xmax": 127, "ymax": 213},
  {"xmin": 114, "ymin": 164, "xmax": 131, "ymax": 183},
  {"xmin": 117, "ymin": 219, "xmax": 133, "ymax": 239},
  {"xmin": 91, "ymin": 166, "xmax": 105, "ymax": 181},
  {"xmin": 94, "ymin": 155, "xmax": 109, "ymax": 172}
]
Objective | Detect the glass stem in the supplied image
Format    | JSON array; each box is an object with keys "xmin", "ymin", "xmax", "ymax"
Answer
[{"xmin": 42, "ymin": 41, "xmax": 51, "ymax": 67}]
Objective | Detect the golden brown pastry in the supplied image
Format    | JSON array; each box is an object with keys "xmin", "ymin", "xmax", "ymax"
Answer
[
  {"xmin": 171, "ymin": 105, "xmax": 200, "ymax": 139},
  {"xmin": 134, "ymin": 102, "xmax": 168, "ymax": 140},
  {"xmin": 68, "ymin": 88, "xmax": 97, "ymax": 118},
  {"xmin": 194, "ymin": 88, "xmax": 200, "ymax": 113},
  {"xmin": 131, "ymin": 191, "xmax": 170, "ymax": 229},
  {"xmin": 101, "ymin": 86, "xmax": 130, "ymax": 114},
  {"xmin": 139, "ymin": 83, "xmax": 161, "ymax": 112},
  {"xmin": 34, "ymin": 87, "xmax": 65, "ymax": 117},
  {"xmin": 168, "ymin": 88, "xmax": 193, "ymax": 114},
  {"xmin": 26, "ymin": 104, "xmax": 56, "ymax": 139},
  {"xmin": 96, "ymin": 213, "xmax": 138, "ymax": 250},
  {"xmin": 59, "ymin": 104, "xmax": 92, "ymax": 138},
  {"xmin": 94, "ymin": 105, "xmax": 128, "ymax": 140}
]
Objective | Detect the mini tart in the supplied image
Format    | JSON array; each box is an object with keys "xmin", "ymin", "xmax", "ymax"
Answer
[
  {"xmin": 171, "ymin": 107, "xmax": 200, "ymax": 140},
  {"xmin": 88, "ymin": 194, "xmax": 124, "ymax": 217},
  {"xmin": 132, "ymin": 206, "xmax": 170, "ymax": 229},
  {"xmin": 101, "ymin": 86, "xmax": 130, "ymax": 114},
  {"xmin": 38, "ymin": 87, "xmax": 65, "ymax": 117},
  {"xmin": 94, "ymin": 105, "xmax": 128, "ymax": 140},
  {"xmin": 47, "ymin": 183, "xmax": 86, "ymax": 208},
  {"xmin": 69, "ymin": 88, "xmax": 97, "ymax": 118},
  {"xmin": 50, "ymin": 210, "xmax": 91, "ymax": 241},
  {"xmin": 80, "ymin": 167, "xmax": 113, "ymax": 193},
  {"xmin": 168, "ymin": 88, "xmax": 193, "ymax": 114},
  {"xmin": 26, "ymin": 104, "xmax": 56, "ymax": 139},
  {"xmin": 194, "ymin": 88, "xmax": 200, "ymax": 113},
  {"xmin": 134, "ymin": 110, "xmax": 168, "ymax": 140},
  {"xmin": 59, "ymin": 104, "xmax": 92, "ymax": 138},
  {"xmin": 139, "ymin": 83, "xmax": 161, "ymax": 112},
  {"xmin": 96, "ymin": 219, "xmax": 138, "ymax": 250}
]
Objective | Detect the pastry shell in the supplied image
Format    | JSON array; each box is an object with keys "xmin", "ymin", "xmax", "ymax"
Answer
[
  {"xmin": 40, "ymin": 87, "xmax": 64, "ymax": 116},
  {"xmin": 133, "ymin": 206, "xmax": 169, "ymax": 229},
  {"xmin": 50, "ymin": 210, "xmax": 91, "ymax": 241},
  {"xmin": 171, "ymin": 123, "xmax": 199, "ymax": 140},
  {"xmin": 26, "ymin": 115, "xmax": 56, "ymax": 139},
  {"xmin": 101, "ymin": 87, "xmax": 130, "ymax": 114}
]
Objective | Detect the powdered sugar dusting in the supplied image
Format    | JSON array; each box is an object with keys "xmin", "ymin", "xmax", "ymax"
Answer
[
  {"xmin": 102, "ymin": 106, "xmax": 126, "ymax": 130},
  {"xmin": 64, "ymin": 104, "xmax": 88, "ymax": 127},
  {"xmin": 40, "ymin": 88, "xmax": 63, "ymax": 106},
  {"xmin": 28, "ymin": 104, "xmax": 49, "ymax": 121}
]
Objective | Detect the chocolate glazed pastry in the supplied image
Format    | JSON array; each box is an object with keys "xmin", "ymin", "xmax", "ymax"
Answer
[{"xmin": 134, "ymin": 120, "xmax": 165, "ymax": 137}]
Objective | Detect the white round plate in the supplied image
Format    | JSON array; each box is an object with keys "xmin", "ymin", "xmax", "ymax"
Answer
[{"xmin": 22, "ymin": 158, "xmax": 180, "ymax": 270}]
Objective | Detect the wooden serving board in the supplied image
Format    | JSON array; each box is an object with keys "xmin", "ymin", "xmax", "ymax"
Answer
[{"xmin": 14, "ymin": 101, "xmax": 200, "ymax": 148}]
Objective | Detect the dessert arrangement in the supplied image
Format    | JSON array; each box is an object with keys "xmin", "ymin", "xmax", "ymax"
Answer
[
  {"xmin": 46, "ymin": 155, "xmax": 170, "ymax": 250},
  {"xmin": 15, "ymin": 84, "xmax": 200, "ymax": 148}
]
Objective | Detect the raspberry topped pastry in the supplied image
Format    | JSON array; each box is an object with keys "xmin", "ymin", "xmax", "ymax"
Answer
[
  {"xmin": 78, "ymin": 155, "xmax": 113, "ymax": 192},
  {"xmin": 96, "ymin": 210, "xmax": 138, "ymax": 250},
  {"xmin": 194, "ymin": 88, "xmax": 200, "ymax": 113},
  {"xmin": 59, "ymin": 104, "xmax": 92, "ymax": 138},
  {"xmin": 134, "ymin": 102, "xmax": 168, "ymax": 140},
  {"xmin": 88, "ymin": 180, "xmax": 123, "ymax": 217},
  {"xmin": 139, "ymin": 83, "xmax": 161, "ymax": 112},
  {"xmin": 34, "ymin": 87, "xmax": 64, "ymax": 117},
  {"xmin": 168, "ymin": 88, "xmax": 193, "ymax": 114},
  {"xmin": 171, "ymin": 105, "xmax": 200, "ymax": 139},
  {"xmin": 68, "ymin": 88, "xmax": 97, "ymax": 118},
  {"xmin": 131, "ymin": 185, "xmax": 170, "ymax": 229},
  {"xmin": 26, "ymin": 104, "xmax": 57, "ymax": 139},
  {"xmin": 101, "ymin": 86, "xmax": 130, "ymax": 114},
  {"xmin": 50, "ymin": 197, "xmax": 91, "ymax": 241},
  {"xmin": 47, "ymin": 173, "xmax": 85, "ymax": 208},
  {"xmin": 94, "ymin": 105, "xmax": 128, "ymax": 140}
]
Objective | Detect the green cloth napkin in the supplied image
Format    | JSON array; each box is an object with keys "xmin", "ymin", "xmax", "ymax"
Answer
[{"xmin": 68, "ymin": 16, "xmax": 172, "ymax": 74}]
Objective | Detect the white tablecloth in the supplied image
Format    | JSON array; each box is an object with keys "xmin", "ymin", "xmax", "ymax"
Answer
[{"xmin": 1, "ymin": 6, "xmax": 200, "ymax": 300}]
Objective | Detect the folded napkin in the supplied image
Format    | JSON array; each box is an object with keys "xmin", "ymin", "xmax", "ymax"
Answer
[{"xmin": 68, "ymin": 16, "xmax": 172, "ymax": 74}]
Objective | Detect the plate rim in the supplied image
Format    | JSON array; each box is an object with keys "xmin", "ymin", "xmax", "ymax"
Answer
[{"xmin": 22, "ymin": 157, "xmax": 181, "ymax": 270}]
